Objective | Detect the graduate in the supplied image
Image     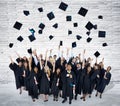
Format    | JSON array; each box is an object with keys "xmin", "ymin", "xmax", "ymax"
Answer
[
  {"xmin": 61, "ymin": 63, "xmax": 76, "ymax": 104},
  {"xmin": 9, "ymin": 56, "xmax": 24, "ymax": 94},
  {"xmin": 95, "ymin": 66, "xmax": 111, "ymax": 98}
]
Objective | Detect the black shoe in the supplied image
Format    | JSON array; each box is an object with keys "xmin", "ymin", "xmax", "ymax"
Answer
[
  {"xmin": 56, "ymin": 98, "xmax": 58, "ymax": 101},
  {"xmin": 69, "ymin": 101, "xmax": 72, "ymax": 104},
  {"xmin": 32, "ymin": 99, "xmax": 35, "ymax": 102},
  {"xmin": 80, "ymin": 97, "xmax": 84, "ymax": 99},
  {"xmin": 75, "ymin": 95, "xmax": 77, "ymax": 100},
  {"xmin": 53, "ymin": 98, "xmax": 55, "ymax": 101},
  {"xmin": 62, "ymin": 99, "xmax": 67, "ymax": 103},
  {"xmin": 95, "ymin": 92, "xmax": 98, "ymax": 97},
  {"xmin": 83, "ymin": 97, "xmax": 86, "ymax": 101},
  {"xmin": 100, "ymin": 94, "xmax": 102, "ymax": 98},
  {"xmin": 44, "ymin": 100, "xmax": 48, "ymax": 102},
  {"xmin": 89, "ymin": 95, "xmax": 91, "ymax": 98}
]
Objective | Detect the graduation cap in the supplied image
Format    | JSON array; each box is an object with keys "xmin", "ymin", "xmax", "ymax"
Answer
[
  {"xmin": 28, "ymin": 35, "xmax": 36, "ymax": 42},
  {"xmin": 94, "ymin": 51, "xmax": 100, "ymax": 58},
  {"xmin": 73, "ymin": 23, "xmax": 78, "ymax": 27},
  {"xmin": 76, "ymin": 35, "xmax": 82, "ymax": 40},
  {"xmin": 68, "ymin": 30, "xmax": 72, "ymax": 35},
  {"xmin": 39, "ymin": 23, "xmax": 45, "ymax": 29},
  {"xmin": 59, "ymin": 2, "xmax": 68, "ymax": 11},
  {"xmin": 93, "ymin": 24, "xmax": 97, "ymax": 30},
  {"xmin": 23, "ymin": 10, "xmax": 30, "ymax": 16},
  {"xmin": 13, "ymin": 21, "xmax": 22, "ymax": 30},
  {"xmin": 29, "ymin": 28, "xmax": 35, "ymax": 34},
  {"xmin": 38, "ymin": 7, "xmax": 43, "ymax": 12},
  {"xmin": 86, "ymin": 31, "xmax": 90, "ymax": 35},
  {"xmin": 60, "ymin": 41, "xmax": 63, "ymax": 46},
  {"xmin": 9, "ymin": 43, "xmax": 13, "ymax": 48},
  {"xmin": 72, "ymin": 42, "xmax": 77, "ymax": 48},
  {"xmin": 66, "ymin": 16, "xmax": 72, "ymax": 21},
  {"xmin": 85, "ymin": 21, "xmax": 94, "ymax": 30},
  {"xmin": 47, "ymin": 12, "xmax": 55, "ymax": 20},
  {"xmin": 17, "ymin": 36, "xmax": 24, "ymax": 42},
  {"xmin": 87, "ymin": 37, "xmax": 92, "ymax": 43},
  {"xmin": 78, "ymin": 7, "xmax": 88, "ymax": 17},
  {"xmin": 27, "ymin": 48, "xmax": 32, "ymax": 54},
  {"xmin": 98, "ymin": 15, "xmax": 103, "ymax": 19},
  {"xmin": 52, "ymin": 23, "xmax": 58, "ymax": 29},
  {"xmin": 102, "ymin": 43, "xmax": 108, "ymax": 47},
  {"xmin": 98, "ymin": 31, "xmax": 106, "ymax": 38},
  {"xmin": 38, "ymin": 30, "xmax": 42, "ymax": 34},
  {"xmin": 49, "ymin": 35, "xmax": 54, "ymax": 40}
]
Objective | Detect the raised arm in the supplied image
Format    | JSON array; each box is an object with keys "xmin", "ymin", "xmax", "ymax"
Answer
[
  {"xmin": 15, "ymin": 51, "xmax": 21, "ymax": 59},
  {"xmin": 28, "ymin": 56, "xmax": 32, "ymax": 71},
  {"xmin": 82, "ymin": 49, "xmax": 86, "ymax": 69},
  {"xmin": 45, "ymin": 50, "xmax": 48, "ymax": 67},
  {"xmin": 9, "ymin": 56, "xmax": 14, "ymax": 64}
]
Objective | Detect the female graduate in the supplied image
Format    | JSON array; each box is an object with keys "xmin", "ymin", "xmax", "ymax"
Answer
[
  {"xmin": 39, "ymin": 50, "xmax": 51, "ymax": 102},
  {"xmin": 9, "ymin": 56, "xmax": 24, "ymax": 94},
  {"xmin": 96, "ymin": 66, "xmax": 111, "ymax": 98}
]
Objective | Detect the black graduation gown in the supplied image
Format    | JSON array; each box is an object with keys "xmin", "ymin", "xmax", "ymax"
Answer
[
  {"xmin": 24, "ymin": 69, "xmax": 30, "ymax": 90},
  {"xmin": 9, "ymin": 63, "xmax": 24, "ymax": 89},
  {"xmin": 51, "ymin": 73, "xmax": 60, "ymax": 96},
  {"xmin": 28, "ymin": 71, "xmax": 39, "ymax": 99},
  {"xmin": 40, "ymin": 69, "xmax": 50, "ymax": 95},
  {"xmin": 61, "ymin": 70, "xmax": 76, "ymax": 100},
  {"xmin": 83, "ymin": 71, "xmax": 91, "ymax": 94},
  {"xmin": 97, "ymin": 72, "xmax": 111, "ymax": 93}
]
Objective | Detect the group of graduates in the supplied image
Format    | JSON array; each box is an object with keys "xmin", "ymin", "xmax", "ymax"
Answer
[{"xmin": 9, "ymin": 47, "xmax": 111, "ymax": 104}]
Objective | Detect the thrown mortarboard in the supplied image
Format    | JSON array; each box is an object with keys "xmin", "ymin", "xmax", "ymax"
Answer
[
  {"xmin": 52, "ymin": 23, "xmax": 58, "ymax": 29},
  {"xmin": 13, "ymin": 21, "xmax": 22, "ymax": 30},
  {"xmin": 38, "ymin": 7, "xmax": 43, "ymax": 12},
  {"xmin": 68, "ymin": 30, "xmax": 72, "ymax": 35},
  {"xmin": 17, "ymin": 36, "xmax": 24, "ymax": 42},
  {"xmin": 49, "ymin": 35, "xmax": 54, "ymax": 40},
  {"xmin": 59, "ymin": 2, "xmax": 68, "ymax": 11},
  {"xmin": 93, "ymin": 24, "xmax": 97, "ymax": 30},
  {"xmin": 78, "ymin": 7, "xmax": 88, "ymax": 17},
  {"xmin": 74, "ymin": 23, "xmax": 78, "ymax": 27},
  {"xmin": 94, "ymin": 51, "xmax": 100, "ymax": 58},
  {"xmin": 28, "ymin": 35, "xmax": 36, "ymax": 42},
  {"xmin": 86, "ymin": 31, "xmax": 90, "ymax": 35},
  {"xmin": 98, "ymin": 31, "xmax": 106, "ymax": 38},
  {"xmin": 76, "ymin": 35, "xmax": 82, "ymax": 40},
  {"xmin": 9, "ymin": 43, "xmax": 13, "ymax": 48},
  {"xmin": 87, "ymin": 37, "xmax": 92, "ymax": 43},
  {"xmin": 23, "ymin": 10, "xmax": 30, "ymax": 16},
  {"xmin": 47, "ymin": 12, "xmax": 55, "ymax": 20},
  {"xmin": 38, "ymin": 30, "xmax": 42, "ymax": 34},
  {"xmin": 98, "ymin": 15, "xmax": 103, "ymax": 19},
  {"xmin": 60, "ymin": 41, "xmax": 63, "ymax": 46},
  {"xmin": 85, "ymin": 21, "xmax": 94, "ymax": 30},
  {"xmin": 72, "ymin": 42, "xmax": 77, "ymax": 48},
  {"xmin": 39, "ymin": 23, "xmax": 45, "ymax": 29},
  {"xmin": 27, "ymin": 48, "xmax": 32, "ymax": 54},
  {"xmin": 29, "ymin": 28, "xmax": 35, "ymax": 34},
  {"xmin": 66, "ymin": 16, "xmax": 72, "ymax": 21},
  {"xmin": 102, "ymin": 43, "xmax": 108, "ymax": 47}
]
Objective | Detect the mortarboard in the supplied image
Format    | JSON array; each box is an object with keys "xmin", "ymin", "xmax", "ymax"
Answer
[
  {"xmin": 17, "ymin": 36, "xmax": 24, "ymax": 42},
  {"xmin": 29, "ymin": 28, "xmax": 35, "ymax": 34},
  {"xmin": 27, "ymin": 48, "xmax": 32, "ymax": 54},
  {"xmin": 52, "ymin": 23, "xmax": 58, "ymax": 29},
  {"xmin": 13, "ymin": 21, "xmax": 22, "ymax": 30},
  {"xmin": 98, "ymin": 31, "xmax": 106, "ymax": 38},
  {"xmin": 78, "ymin": 7, "xmax": 88, "ymax": 17},
  {"xmin": 23, "ymin": 10, "xmax": 30, "ymax": 16},
  {"xmin": 66, "ymin": 16, "xmax": 72, "ymax": 21},
  {"xmin": 94, "ymin": 51, "xmax": 100, "ymax": 58},
  {"xmin": 38, "ymin": 7, "xmax": 43, "ymax": 12},
  {"xmin": 49, "ymin": 35, "xmax": 54, "ymax": 40},
  {"xmin": 102, "ymin": 43, "xmax": 108, "ymax": 47},
  {"xmin": 9, "ymin": 43, "xmax": 13, "ymax": 48},
  {"xmin": 86, "ymin": 31, "xmax": 90, "ymax": 35},
  {"xmin": 68, "ymin": 30, "xmax": 72, "ymax": 35},
  {"xmin": 59, "ymin": 2, "xmax": 68, "ymax": 11},
  {"xmin": 28, "ymin": 35, "xmax": 36, "ymax": 42},
  {"xmin": 76, "ymin": 35, "xmax": 82, "ymax": 40},
  {"xmin": 72, "ymin": 42, "xmax": 77, "ymax": 48},
  {"xmin": 47, "ymin": 12, "xmax": 55, "ymax": 20},
  {"xmin": 98, "ymin": 15, "xmax": 103, "ymax": 19},
  {"xmin": 85, "ymin": 21, "xmax": 94, "ymax": 30},
  {"xmin": 93, "ymin": 24, "xmax": 97, "ymax": 30},
  {"xmin": 38, "ymin": 30, "xmax": 42, "ymax": 34},
  {"xmin": 87, "ymin": 37, "xmax": 92, "ymax": 43},
  {"xmin": 39, "ymin": 23, "xmax": 45, "ymax": 29},
  {"xmin": 73, "ymin": 23, "xmax": 78, "ymax": 27}
]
